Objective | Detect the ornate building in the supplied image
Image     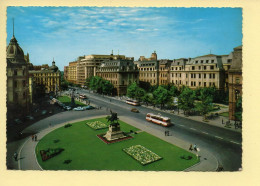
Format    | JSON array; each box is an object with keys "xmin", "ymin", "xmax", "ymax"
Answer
[
  {"xmin": 64, "ymin": 61, "xmax": 77, "ymax": 84},
  {"xmin": 6, "ymin": 34, "xmax": 31, "ymax": 118},
  {"xmin": 170, "ymin": 58, "xmax": 188, "ymax": 88},
  {"xmin": 96, "ymin": 58, "xmax": 139, "ymax": 96},
  {"xmin": 159, "ymin": 59, "xmax": 172, "ymax": 85},
  {"xmin": 134, "ymin": 52, "xmax": 159, "ymax": 86},
  {"xmin": 228, "ymin": 46, "xmax": 242, "ymax": 120},
  {"xmin": 29, "ymin": 60, "xmax": 61, "ymax": 95}
]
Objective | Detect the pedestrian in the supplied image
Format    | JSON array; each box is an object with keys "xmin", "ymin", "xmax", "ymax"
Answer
[
  {"xmin": 13, "ymin": 152, "xmax": 18, "ymax": 161},
  {"xmin": 189, "ymin": 144, "xmax": 193, "ymax": 151},
  {"xmin": 165, "ymin": 131, "xmax": 167, "ymax": 136},
  {"xmin": 222, "ymin": 118, "xmax": 224, "ymax": 124},
  {"xmin": 49, "ymin": 122, "xmax": 52, "ymax": 127},
  {"xmin": 34, "ymin": 134, "xmax": 37, "ymax": 141},
  {"xmin": 194, "ymin": 144, "xmax": 197, "ymax": 152},
  {"xmin": 31, "ymin": 135, "xmax": 34, "ymax": 141}
]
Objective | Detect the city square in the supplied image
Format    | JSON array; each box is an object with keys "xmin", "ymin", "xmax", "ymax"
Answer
[{"xmin": 6, "ymin": 7, "xmax": 242, "ymax": 172}]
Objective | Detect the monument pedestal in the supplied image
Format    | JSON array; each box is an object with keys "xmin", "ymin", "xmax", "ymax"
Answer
[{"xmin": 103, "ymin": 123, "xmax": 126, "ymax": 141}]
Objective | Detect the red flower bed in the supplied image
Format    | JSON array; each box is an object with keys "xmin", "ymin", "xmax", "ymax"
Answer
[{"xmin": 40, "ymin": 148, "xmax": 64, "ymax": 161}]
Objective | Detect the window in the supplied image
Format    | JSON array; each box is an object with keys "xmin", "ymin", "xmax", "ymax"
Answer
[
  {"xmin": 204, "ymin": 82, "xmax": 206, "ymax": 87},
  {"xmin": 194, "ymin": 82, "xmax": 196, "ymax": 86},
  {"xmin": 14, "ymin": 81, "xmax": 17, "ymax": 88},
  {"xmin": 209, "ymin": 74, "xmax": 212, "ymax": 79},
  {"xmin": 192, "ymin": 66, "xmax": 195, "ymax": 70},
  {"xmin": 176, "ymin": 80, "xmax": 177, "ymax": 84},
  {"xmin": 191, "ymin": 74, "xmax": 193, "ymax": 78},
  {"xmin": 228, "ymin": 59, "xmax": 232, "ymax": 63},
  {"xmin": 186, "ymin": 74, "xmax": 188, "ymax": 78},
  {"xmin": 23, "ymin": 80, "xmax": 26, "ymax": 87},
  {"xmin": 195, "ymin": 61, "xmax": 198, "ymax": 64},
  {"xmin": 194, "ymin": 74, "xmax": 196, "ymax": 78},
  {"xmin": 199, "ymin": 66, "xmax": 201, "ymax": 70},
  {"xmin": 201, "ymin": 60, "xmax": 203, "ymax": 63},
  {"xmin": 14, "ymin": 70, "xmax": 17, "ymax": 76},
  {"xmin": 199, "ymin": 74, "xmax": 201, "ymax": 78},
  {"xmin": 206, "ymin": 60, "xmax": 209, "ymax": 63},
  {"xmin": 179, "ymin": 67, "xmax": 181, "ymax": 70},
  {"xmin": 210, "ymin": 66, "xmax": 214, "ymax": 70},
  {"xmin": 179, "ymin": 74, "xmax": 181, "ymax": 77},
  {"xmin": 213, "ymin": 82, "xmax": 215, "ymax": 87},
  {"xmin": 236, "ymin": 78, "xmax": 240, "ymax": 84},
  {"xmin": 211, "ymin": 60, "xmax": 214, "ymax": 63},
  {"xmin": 209, "ymin": 82, "xmax": 211, "ymax": 86},
  {"xmin": 186, "ymin": 81, "xmax": 188, "ymax": 85},
  {"xmin": 213, "ymin": 74, "xmax": 215, "ymax": 79},
  {"xmin": 191, "ymin": 81, "xmax": 193, "ymax": 86},
  {"xmin": 204, "ymin": 66, "xmax": 207, "ymax": 70},
  {"xmin": 179, "ymin": 80, "xmax": 181, "ymax": 84},
  {"xmin": 199, "ymin": 82, "xmax": 201, "ymax": 86},
  {"xmin": 204, "ymin": 74, "xmax": 206, "ymax": 78}
]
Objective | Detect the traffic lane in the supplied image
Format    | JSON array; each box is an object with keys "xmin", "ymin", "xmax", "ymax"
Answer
[{"xmin": 83, "ymin": 91, "xmax": 242, "ymax": 143}]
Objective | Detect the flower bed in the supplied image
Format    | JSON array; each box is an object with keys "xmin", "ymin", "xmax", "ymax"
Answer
[
  {"xmin": 40, "ymin": 148, "xmax": 64, "ymax": 161},
  {"xmin": 86, "ymin": 121, "xmax": 108, "ymax": 130},
  {"xmin": 123, "ymin": 145, "xmax": 162, "ymax": 165}
]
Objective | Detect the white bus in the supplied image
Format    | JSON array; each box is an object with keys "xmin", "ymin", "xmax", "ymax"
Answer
[
  {"xmin": 125, "ymin": 99, "xmax": 140, "ymax": 106},
  {"xmin": 146, "ymin": 113, "xmax": 172, "ymax": 127}
]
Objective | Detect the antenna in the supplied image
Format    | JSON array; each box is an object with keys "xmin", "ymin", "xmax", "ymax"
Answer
[{"xmin": 12, "ymin": 18, "xmax": 14, "ymax": 37}]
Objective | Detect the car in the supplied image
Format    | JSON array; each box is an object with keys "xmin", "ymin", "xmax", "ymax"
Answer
[
  {"xmin": 83, "ymin": 105, "xmax": 95, "ymax": 110},
  {"xmin": 14, "ymin": 119, "xmax": 23, "ymax": 125},
  {"xmin": 64, "ymin": 106, "xmax": 72, "ymax": 110},
  {"xmin": 73, "ymin": 107, "xmax": 84, "ymax": 111},
  {"xmin": 41, "ymin": 110, "xmax": 47, "ymax": 115},
  {"xmin": 25, "ymin": 116, "xmax": 34, "ymax": 120},
  {"xmin": 131, "ymin": 108, "xmax": 139, "ymax": 113}
]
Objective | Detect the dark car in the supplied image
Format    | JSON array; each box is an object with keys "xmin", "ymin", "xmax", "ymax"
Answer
[{"xmin": 131, "ymin": 108, "xmax": 139, "ymax": 113}]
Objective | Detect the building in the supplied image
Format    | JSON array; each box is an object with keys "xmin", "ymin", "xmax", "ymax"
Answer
[
  {"xmin": 76, "ymin": 53, "xmax": 126, "ymax": 85},
  {"xmin": 159, "ymin": 59, "xmax": 172, "ymax": 85},
  {"xmin": 96, "ymin": 58, "xmax": 139, "ymax": 96},
  {"xmin": 170, "ymin": 58, "xmax": 188, "ymax": 88},
  {"xmin": 228, "ymin": 46, "xmax": 242, "ymax": 120},
  {"xmin": 6, "ymin": 34, "xmax": 31, "ymax": 118},
  {"xmin": 134, "ymin": 51, "xmax": 159, "ymax": 86},
  {"xmin": 29, "ymin": 60, "xmax": 61, "ymax": 95},
  {"xmin": 64, "ymin": 61, "xmax": 77, "ymax": 84},
  {"xmin": 182, "ymin": 54, "xmax": 225, "ymax": 90}
]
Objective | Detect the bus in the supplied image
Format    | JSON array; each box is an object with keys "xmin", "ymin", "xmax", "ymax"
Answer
[
  {"xmin": 146, "ymin": 113, "xmax": 172, "ymax": 127},
  {"xmin": 125, "ymin": 99, "xmax": 140, "ymax": 106}
]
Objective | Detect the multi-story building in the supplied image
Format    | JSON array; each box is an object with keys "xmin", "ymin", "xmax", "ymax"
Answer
[
  {"xmin": 134, "ymin": 51, "xmax": 159, "ymax": 86},
  {"xmin": 170, "ymin": 58, "xmax": 188, "ymax": 88},
  {"xmin": 228, "ymin": 46, "xmax": 242, "ymax": 120},
  {"xmin": 29, "ymin": 60, "xmax": 61, "ymax": 94},
  {"xmin": 183, "ymin": 54, "xmax": 225, "ymax": 90},
  {"xmin": 76, "ymin": 53, "xmax": 126, "ymax": 85},
  {"xmin": 96, "ymin": 58, "xmax": 139, "ymax": 96},
  {"xmin": 64, "ymin": 61, "xmax": 77, "ymax": 84},
  {"xmin": 222, "ymin": 53, "xmax": 233, "ymax": 90},
  {"xmin": 159, "ymin": 59, "xmax": 172, "ymax": 85},
  {"xmin": 6, "ymin": 34, "xmax": 31, "ymax": 118}
]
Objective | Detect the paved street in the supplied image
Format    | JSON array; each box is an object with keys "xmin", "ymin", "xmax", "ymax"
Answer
[{"xmin": 7, "ymin": 89, "xmax": 242, "ymax": 171}]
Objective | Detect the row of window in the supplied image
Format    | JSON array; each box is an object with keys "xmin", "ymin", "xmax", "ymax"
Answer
[
  {"xmin": 191, "ymin": 65, "xmax": 216, "ymax": 70},
  {"xmin": 190, "ymin": 73, "xmax": 215, "ymax": 79},
  {"xmin": 195, "ymin": 59, "xmax": 215, "ymax": 64}
]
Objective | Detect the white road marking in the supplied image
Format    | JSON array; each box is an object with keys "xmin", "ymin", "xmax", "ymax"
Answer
[
  {"xmin": 179, "ymin": 124, "xmax": 184, "ymax": 127},
  {"xmin": 190, "ymin": 128, "xmax": 197, "ymax": 131},
  {"xmin": 202, "ymin": 131, "xmax": 209, "ymax": 135},
  {"xmin": 230, "ymin": 141, "xmax": 241, "ymax": 145},
  {"xmin": 215, "ymin": 136, "xmax": 223, "ymax": 140}
]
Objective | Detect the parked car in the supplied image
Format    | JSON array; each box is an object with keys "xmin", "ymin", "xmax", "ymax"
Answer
[
  {"xmin": 41, "ymin": 110, "xmax": 47, "ymax": 115},
  {"xmin": 73, "ymin": 107, "xmax": 84, "ymax": 111},
  {"xmin": 25, "ymin": 116, "xmax": 34, "ymax": 120},
  {"xmin": 64, "ymin": 106, "xmax": 72, "ymax": 110},
  {"xmin": 14, "ymin": 119, "xmax": 23, "ymax": 125},
  {"xmin": 131, "ymin": 108, "xmax": 139, "ymax": 113},
  {"xmin": 83, "ymin": 105, "xmax": 95, "ymax": 110}
]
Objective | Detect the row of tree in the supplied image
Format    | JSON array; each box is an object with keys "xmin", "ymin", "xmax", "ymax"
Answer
[{"xmin": 87, "ymin": 76, "xmax": 114, "ymax": 95}]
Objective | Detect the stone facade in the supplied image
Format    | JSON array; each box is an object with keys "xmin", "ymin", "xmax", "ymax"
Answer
[
  {"xmin": 29, "ymin": 60, "xmax": 61, "ymax": 94},
  {"xmin": 6, "ymin": 35, "xmax": 31, "ymax": 118},
  {"xmin": 64, "ymin": 61, "xmax": 77, "ymax": 84},
  {"xmin": 159, "ymin": 59, "xmax": 172, "ymax": 85},
  {"xmin": 228, "ymin": 46, "xmax": 242, "ymax": 120},
  {"xmin": 96, "ymin": 58, "xmax": 139, "ymax": 96}
]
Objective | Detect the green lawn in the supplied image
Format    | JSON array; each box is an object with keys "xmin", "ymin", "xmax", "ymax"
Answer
[
  {"xmin": 57, "ymin": 96, "xmax": 86, "ymax": 106},
  {"xmin": 36, "ymin": 118, "xmax": 199, "ymax": 170},
  {"xmin": 219, "ymin": 112, "xmax": 229, "ymax": 117}
]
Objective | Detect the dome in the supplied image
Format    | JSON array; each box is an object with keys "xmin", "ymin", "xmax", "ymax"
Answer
[
  {"xmin": 50, "ymin": 60, "xmax": 59, "ymax": 72},
  {"xmin": 6, "ymin": 36, "xmax": 25, "ymax": 61}
]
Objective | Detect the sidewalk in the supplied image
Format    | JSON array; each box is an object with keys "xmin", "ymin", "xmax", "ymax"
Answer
[{"xmin": 19, "ymin": 115, "xmax": 218, "ymax": 171}]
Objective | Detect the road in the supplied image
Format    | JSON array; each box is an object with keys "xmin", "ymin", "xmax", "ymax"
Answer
[{"xmin": 75, "ymin": 89, "xmax": 242, "ymax": 171}]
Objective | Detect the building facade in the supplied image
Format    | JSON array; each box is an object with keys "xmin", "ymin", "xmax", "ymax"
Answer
[
  {"xmin": 228, "ymin": 46, "xmax": 242, "ymax": 120},
  {"xmin": 6, "ymin": 35, "xmax": 31, "ymax": 118},
  {"xmin": 170, "ymin": 58, "xmax": 188, "ymax": 88},
  {"xmin": 96, "ymin": 58, "xmax": 139, "ymax": 96},
  {"xmin": 29, "ymin": 60, "xmax": 61, "ymax": 94},
  {"xmin": 159, "ymin": 59, "xmax": 172, "ymax": 85},
  {"xmin": 64, "ymin": 61, "xmax": 77, "ymax": 84}
]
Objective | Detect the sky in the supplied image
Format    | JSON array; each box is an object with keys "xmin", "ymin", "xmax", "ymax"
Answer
[{"xmin": 6, "ymin": 7, "xmax": 242, "ymax": 70}]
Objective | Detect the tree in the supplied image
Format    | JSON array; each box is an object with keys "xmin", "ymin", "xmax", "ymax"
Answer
[
  {"xmin": 169, "ymin": 85, "xmax": 179, "ymax": 97},
  {"xmin": 235, "ymin": 96, "xmax": 242, "ymax": 122},
  {"xmin": 195, "ymin": 88, "xmax": 214, "ymax": 120},
  {"xmin": 135, "ymin": 87, "xmax": 145, "ymax": 101},
  {"xmin": 153, "ymin": 85, "xmax": 172, "ymax": 109},
  {"xmin": 178, "ymin": 87, "xmax": 196, "ymax": 115},
  {"xmin": 127, "ymin": 82, "xmax": 139, "ymax": 99},
  {"xmin": 60, "ymin": 81, "xmax": 69, "ymax": 90},
  {"xmin": 101, "ymin": 80, "xmax": 114, "ymax": 95}
]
